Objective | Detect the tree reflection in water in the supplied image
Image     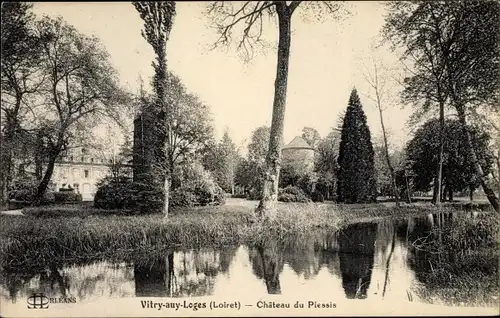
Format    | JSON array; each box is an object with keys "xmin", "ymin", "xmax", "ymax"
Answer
[
  {"xmin": 338, "ymin": 222, "xmax": 377, "ymax": 299},
  {"xmin": 134, "ymin": 252, "xmax": 174, "ymax": 297},
  {"xmin": 133, "ymin": 247, "xmax": 237, "ymax": 297},
  {"xmin": 248, "ymin": 242, "xmax": 284, "ymax": 294},
  {"xmin": 1, "ymin": 263, "xmax": 71, "ymax": 302}
]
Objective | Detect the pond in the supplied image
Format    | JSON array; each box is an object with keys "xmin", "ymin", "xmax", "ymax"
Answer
[{"xmin": 0, "ymin": 212, "xmax": 497, "ymax": 310}]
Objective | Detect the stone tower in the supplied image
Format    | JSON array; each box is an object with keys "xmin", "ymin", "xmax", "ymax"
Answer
[{"xmin": 281, "ymin": 136, "xmax": 315, "ymax": 175}]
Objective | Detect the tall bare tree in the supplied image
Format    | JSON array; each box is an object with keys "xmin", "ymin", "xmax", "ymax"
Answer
[
  {"xmin": 133, "ymin": 1, "xmax": 176, "ymax": 217},
  {"xmin": 207, "ymin": 1, "xmax": 346, "ymax": 218},
  {"xmin": 362, "ymin": 58, "xmax": 401, "ymax": 206}
]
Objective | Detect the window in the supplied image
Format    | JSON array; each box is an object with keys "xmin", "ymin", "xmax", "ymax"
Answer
[
  {"xmin": 91, "ymin": 158, "xmax": 94, "ymax": 163},
  {"xmin": 70, "ymin": 156, "xmax": 74, "ymax": 161},
  {"xmin": 81, "ymin": 156, "xmax": 84, "ymax": 162},
  {"xmin": 84, "ymin": 170, "xmax": 89, "ymax": 178}
]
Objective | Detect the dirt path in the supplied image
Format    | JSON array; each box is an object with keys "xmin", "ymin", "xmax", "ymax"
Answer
[{"xmin": 0, "ymin": 209, "xmax": 24, "ymax": 216}]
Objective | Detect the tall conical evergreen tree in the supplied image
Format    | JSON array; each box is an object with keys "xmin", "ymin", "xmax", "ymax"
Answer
[{"xmin": 337, "ymin": 88, "xmax": 376, "ymax": 203}]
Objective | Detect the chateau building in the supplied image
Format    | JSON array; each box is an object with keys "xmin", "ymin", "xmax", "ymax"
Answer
[{"xmin": 50, "ymin": 147, "xmax": 116, "ymax": 201}]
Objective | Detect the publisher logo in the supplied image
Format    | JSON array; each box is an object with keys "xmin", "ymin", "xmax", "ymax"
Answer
[
  {"xmin": 27, "ymin": 293, "xmax": 49, "ymax": 309},
  {"xmin": 27, "ymin": 293, "xmax": 77, "ymax": 309}
]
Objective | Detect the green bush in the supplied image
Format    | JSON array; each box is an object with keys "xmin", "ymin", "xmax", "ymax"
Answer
[
  {"xmin": 297, "ymin": 174, "xmax": 314, "ymax": 196},
  {"xmin": 231, "ymin": 193, "xmax": 247, "ymax": 199},
  {"xmin": 94, "ymin": 163, "xmax": 227, "ymax": 211},
  {"xmin": 171, "ymin": 161, "xmax": 226, "ymax": 207},
  {"xmin": 171, "ymin": 188, "xmax": 197, "ymax": 207},
  {"xmin": 54, "ymin": 191, "xmax": 82, "ymax": 203},
  {"xmin": 214, "ymin": 184, "xmax": 226, "ymax": 206},
  {"xmin": 170, "ymin": 182, "xmax": 226, "ymax": 208},
  {"xmin": 278, "ymin": 186, "xmax": 311, "ymax": 203},
  {"xmin": 311, "ymin": 191, "xmax": 324, "ymax": 203},
  {"xmin": 94, "ymin": 179, "xmax": 163, "ymax": 213},
  {"xmin": 247, "ymin": 188, "xmax": 262, "ymax": 200},
  {"xmin": 7, "ymin": 181, "xmax": 56, "ymax": 206}
]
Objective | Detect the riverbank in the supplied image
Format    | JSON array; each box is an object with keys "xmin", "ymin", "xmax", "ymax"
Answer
[{"xmin": 0, "ymin": 200, "xmax": 494, "ymax": 267}]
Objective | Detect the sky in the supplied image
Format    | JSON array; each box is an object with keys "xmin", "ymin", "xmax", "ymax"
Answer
[{"xmin": 32, "ymin": 1, "xmax": 413, "ymax": 153}]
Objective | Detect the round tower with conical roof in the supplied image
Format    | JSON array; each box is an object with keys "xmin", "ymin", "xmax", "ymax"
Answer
[{"xmin": 281, "ymin": 136, "xmax": 315, "ymax": 175}]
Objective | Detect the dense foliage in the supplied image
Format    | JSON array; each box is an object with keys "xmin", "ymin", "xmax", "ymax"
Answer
[
  {"xmin": 278, "ymin": 185, "xmax": 311, "ymax": 203},
  {"xmin": 95, "ymin": 160, "xmax": 226, "ymax": 211},
  {"xmin": 7, "ymin": 181, "xmax": 55, "ymax": 205},
  {"xmin": 172, "ymin": 161, "xmax": 226, "ymax": 207},
  {"xmin": 314, "ymin": 130, "xmax": 341, "ymax": 201},
  {"xmin": 93, "ymin": 177, "xmax": 163, "ymax": 213},
  {"xmin": 406, "ymin": 118, "xmax": 493, "ymax": 200},
  {"xmin": 203, "ymin": 131, "xmax": 239, "ymax": 194},
  {"xmin": 234, "ymin": 126, "xmax": 270, "ymax": 200}
]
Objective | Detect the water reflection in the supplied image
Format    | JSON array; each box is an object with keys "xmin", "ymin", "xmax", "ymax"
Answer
[
  {"xmin": 338, "ymin": 223, "xmax": 377, "ymax": 299},
  {"xmin": 248, "ymin": 245, "xmax": 284, "ymax": 294},
  {"xmin": 134, "ymin": 248, "xmax": 238, "ymax": 297},
  {"xmin": 134, "ymin": 253, "xmax": 174, "ymax": 297},
  {"xmin": 0, "ymin": 212, "xmax": 497, "ymax": 307}
]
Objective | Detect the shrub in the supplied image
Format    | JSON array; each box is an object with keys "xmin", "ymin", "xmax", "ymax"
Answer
[
  {"xmin": 172, "ymin": 161, "xmax": 226, "ymax": 207},
  {"xmin": 7, "ymin": 181, "xmax": 56, "ymax": 206},
  {"xmin": 192, "ymin": 178, "xmax": 215, "ymax": 206},
  {"xmin": 297, "ymin": 174, "xmax": 315, "ymax": 196},
  {"xmin": 278, "ymin": 186, "xmax": 311, "ymax": 203},
  {"xmin": 94, "ymin": 163, "xmax": 226, "ymax": 211},
  {"xmin": 247, "ymin": 188, "xmax": 262, "ymax": 200},
  {"xmin": 311, "ymin": 191, "xmax": 324, "ymax": 203},
  {"xmin": 231, "ymin": 193, "xmax": 247, "ymax": 199},
  {"xmin": 54, "ymin": 191, "xmax": 82, "ymax": 203},
  {"xmin": 214, "ymin": 184, "xmax": 226, "ymax": 206},
  {"xmin": 94, "ymin": 179, "xmax": 163, "ymax": 213},
  {"xmin": 171, "ymin": 188, "xmax": 197, "ymax": 207}
]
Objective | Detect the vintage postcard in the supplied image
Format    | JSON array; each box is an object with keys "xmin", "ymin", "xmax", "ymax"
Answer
[{"xmin": 1, "ymin": 1, "xmax": 499, "ymax": 317}]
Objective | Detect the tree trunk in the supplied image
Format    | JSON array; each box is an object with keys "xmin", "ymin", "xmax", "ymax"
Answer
[
  {"xmin": 35, "ymin": 129, "xmax": 44, "ymax": 181},
  {"xmin": 256, "ymin": 7, "xmax": 292, "ymax": 218},
  {"xmin": 496, "ymin": 152, "xmax": 500, "ymax": 197},
  {"xmin": 0, "ymin": 131, "xmax": 12, "ymax": 205},
  {"xmin": 455, "ymin": 104, "xmax": 499, "ymax": 212},
  {"xmin": 33, "ymin": 149, "xmax": 59, "ymax": 206},
  {"xmin": 448, "ymin": 186, "xmax": 453, "ymax": 202},
  {"xmin": 163, "ymin": 132, "xmax": 174, "ymax": 217},
  {"xmin": 432, "ymin": 176, "xmax": 438, "ymax": 204},
  {"xmin": 435, "ymin": 99, "xmax": 445, "ymax": 206},
  {"xmin": 1, "ymin": 101, "xmax": 23, "ymax": 205},
  {"xmin": 376, "ymin": 94, "xmax": 400, "ymax": 206},
  {"xmin": 163, "ymin": 175, "xmax": 170, "ymax": 217},
  {"xmin": 1, "ymin": 116, "xmax": 17, "ymax": 205},
  {"xmin": 469, "ymin": 185, "xmax": 474, "ymax": 201},
  {"xmin": 404, "ymin": 173, "xmax": 412, "ymax": 203}
]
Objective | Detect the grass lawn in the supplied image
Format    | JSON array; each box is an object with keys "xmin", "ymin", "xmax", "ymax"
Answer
[{"xmin": 0, "ymin": 198, "xmax": 496, "ymax": 268}]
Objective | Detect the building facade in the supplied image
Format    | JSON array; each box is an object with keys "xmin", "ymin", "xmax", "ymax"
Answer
[{"xmin": 50, "ymin": 147, "xmax": 114, "ymax": 201}]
